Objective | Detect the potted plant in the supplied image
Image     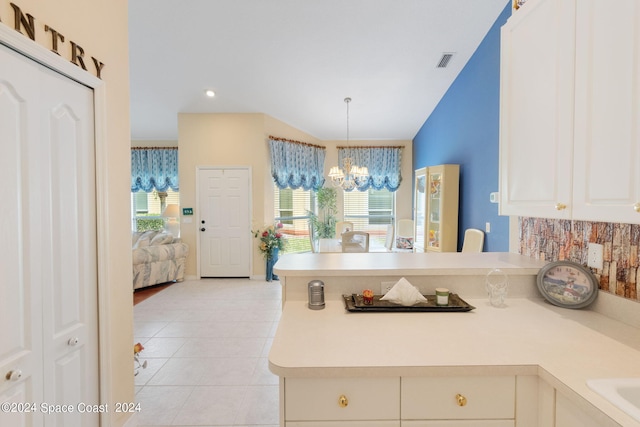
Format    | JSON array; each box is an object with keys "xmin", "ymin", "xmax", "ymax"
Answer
[{"xmin": 308, "ymin": 187, "xmax": 338, "ymax": 240}]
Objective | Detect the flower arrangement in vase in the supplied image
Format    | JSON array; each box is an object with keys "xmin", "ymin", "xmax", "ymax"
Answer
[{"xmin": 252, "ymin": 223, "xmax": 286, "ymax": 281}]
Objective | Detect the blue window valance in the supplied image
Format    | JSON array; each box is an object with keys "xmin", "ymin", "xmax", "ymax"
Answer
[
  {"xmin": 131, "ymin": 147, "xmax": 179, "ymax": 192},
  {"xmin": 338, "ymin": 146, "xmax": 403, "ymax": 192},
  {"xmin": 269, "ymin": 137, "xmax": 325, "ymax": 191}
]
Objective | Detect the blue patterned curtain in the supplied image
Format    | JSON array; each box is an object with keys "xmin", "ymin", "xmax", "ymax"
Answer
[
  {"xmin": 131, "ymin": 148, "xmax": 179, "ymax": 192},
  {"xmin": 269, "ymin": 137, "xmax": 325, "ymax": 190},
  {"xmin": 338, "ymin": 146, "xmax": 403, "ymax": 192}
]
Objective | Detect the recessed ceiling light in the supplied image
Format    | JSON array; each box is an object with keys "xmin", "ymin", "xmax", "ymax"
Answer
[{"xmin": 205, "ymin": 89, "xmax": 215, "ymax": 97}]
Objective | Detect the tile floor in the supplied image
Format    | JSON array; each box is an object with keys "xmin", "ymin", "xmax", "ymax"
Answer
[{"xmin": 134, "ymin": 278, "xmax": 282, "ymax": 427}]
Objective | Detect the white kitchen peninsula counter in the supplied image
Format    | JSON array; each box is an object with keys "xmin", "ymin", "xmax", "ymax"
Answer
[
  {"xmin": 273, "ymin": 252, "xmax": 548, "ymax": 302},
  {"xmin": 270, "ymin": 252, "xmax": 640, "ymax": 426},
  {"xmin": 270, "ymin": 297, "xmax": 640, "ymax": 426}
]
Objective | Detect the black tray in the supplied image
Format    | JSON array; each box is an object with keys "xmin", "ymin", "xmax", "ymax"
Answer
[{"xmin": 342, "ymin": 293, "xmax": 475, "ymax": 312}]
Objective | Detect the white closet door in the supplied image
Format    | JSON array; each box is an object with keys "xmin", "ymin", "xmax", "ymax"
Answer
[
  {"xmin": 0, "ymin": 44, "xmax": 99, "ymax": 427},
  {"xmin": 0, "ymin": 43, "xmax": 45, "ymax": 427},
  {"xmin": 39, "ymin": 58, "xmax": 99, "ymax": 427}
]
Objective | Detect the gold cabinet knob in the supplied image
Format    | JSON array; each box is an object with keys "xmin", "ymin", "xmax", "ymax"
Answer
[
  {"xmin": 555, "ymin": 203, "xmax": 567, "ymax": 211},
  {"xmin": 456, "ymin": 393, "xmax": 467, "ymax": 407},
  {"xmin": 634, "ymin": 203, "xmax": 640, "ymax": 213},
  {"xmin": 338, "ymin": 394, "xmax": 349, "ymax": 408}
]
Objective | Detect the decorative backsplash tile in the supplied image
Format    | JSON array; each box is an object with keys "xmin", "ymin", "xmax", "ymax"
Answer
[{"xmin": 519, "ymin": 217, "xmax": 640, "ymax": 301}]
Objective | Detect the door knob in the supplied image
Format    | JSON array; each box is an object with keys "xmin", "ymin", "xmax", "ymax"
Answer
[
  {"xmin": 634, "ymin": 202, "xmax": 640, "ymax": 213},
  {"xmin": 555, "ymin": 203, "xmax": 567, "ymax": 211},
  {"xmin": 68, "ymin": 337, "xmax": 79, "ymax": 346},
  {"xmin": 5, "ymin": 370, "xmax": 22, "ymax": 381}
]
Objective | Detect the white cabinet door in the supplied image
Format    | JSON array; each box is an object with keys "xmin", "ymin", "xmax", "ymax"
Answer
[
  {"xmin": 572, "ymin": 0, "xmax": 640, "ymax": 223},
  {"xmin": 499, "ymin": 0, "xmax": 576, "ymax": 219},
  {"xmin": 556, "ymin": 393, "xmax": 618, "ymax": 427}
]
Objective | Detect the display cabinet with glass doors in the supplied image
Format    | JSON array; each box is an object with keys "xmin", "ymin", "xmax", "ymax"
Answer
[{"xmin": 414, "ymin": 164, "xmax": 459, "ymax": 252}]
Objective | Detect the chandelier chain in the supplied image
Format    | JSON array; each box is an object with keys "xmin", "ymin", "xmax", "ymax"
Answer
[{"xmin": 328, "ymin": 97, "xmax": 368, "ymax": 191}]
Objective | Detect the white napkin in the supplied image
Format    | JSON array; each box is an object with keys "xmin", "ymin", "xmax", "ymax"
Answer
[{"xmin": 380, "ymin": 277, "xmax": 427, "ymax": 306}]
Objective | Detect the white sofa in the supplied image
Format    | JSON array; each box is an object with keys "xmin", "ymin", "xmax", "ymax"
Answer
[{"xmin": 132, "ymin": 230, "xmax": 189, "ymax": 290}]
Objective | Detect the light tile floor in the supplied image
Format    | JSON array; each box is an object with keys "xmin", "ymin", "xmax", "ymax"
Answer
[{"xmin": 134, "ymin": 278, "xmax": 282, "ymax": 427}]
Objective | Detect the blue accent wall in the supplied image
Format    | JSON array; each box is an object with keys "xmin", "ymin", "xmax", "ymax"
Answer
[{"xmin": 412, "ymin": 2, "xmax": 511, "ymax": 252}]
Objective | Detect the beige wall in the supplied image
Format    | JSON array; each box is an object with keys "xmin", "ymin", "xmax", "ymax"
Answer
[
  {"xmin": 178, "ymin": 113, "xmax": 413, "ymax": 278},
  {"xmin": 1, "ymin": 1, "xmax": 133, "ymax": 426},
  {"xmin": 178, "ymin": 113, "xmax": 322, "ymax": 277}
]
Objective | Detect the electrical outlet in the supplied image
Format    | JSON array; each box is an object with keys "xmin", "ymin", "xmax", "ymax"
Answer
[
  {"xmin": 380, "ymin": 281, "xmax": 395, "ymax": 295},
  {"xmin": 485, "ymin": 222, "xmax": 491, "ymax": 233},
  {"xmin": 587, "ymin": 243, "xmax": 604, "ymax": 270}
]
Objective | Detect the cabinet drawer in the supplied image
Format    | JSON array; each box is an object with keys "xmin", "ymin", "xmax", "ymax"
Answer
[
  {"xmin": 287, "ymin": 422, "xmax": 400, "ymax": 427},
  {"xmin": 403, "ymin": 421, "xmax": 513, "ymax": 427},
  {"xmin": 401, "ymin": 376, "xmax": 515, "ymax": 420},
  {"xmin": 285, "ymin": 377, "xmax": 400, "ymax": 421}
]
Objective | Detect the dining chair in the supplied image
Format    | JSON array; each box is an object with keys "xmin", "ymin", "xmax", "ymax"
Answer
[
  {"xmin": 461, "ymin": 228, "xmax": 485, "ymax": 252},
  {"xmin": 336, "ymin": 221, "xmax": 354, "ymax": 236},
  {"xmin": 341, "ymin": 231, "xmax": 369, "ymax": 252},
  {"xmin": 394, "ymin": 219, "xmax": 414, "ymax": 251}
]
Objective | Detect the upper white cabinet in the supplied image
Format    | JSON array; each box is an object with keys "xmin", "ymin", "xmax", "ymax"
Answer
[
  {"xmin": 572, "ymin": 0, "xmax": 640, "ymax": 223},
  {"xmin": 499, "ymin": 0, "xmax": 640, "ymax": 223},
  {"xmin": 499, "ymin": 0, "xmax": 576, "ymax": 219}
]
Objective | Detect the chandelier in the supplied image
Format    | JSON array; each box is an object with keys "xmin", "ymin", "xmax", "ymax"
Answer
[{"xmin": 328, "ymin": 97, "xmax": 369, "ymax": 191}]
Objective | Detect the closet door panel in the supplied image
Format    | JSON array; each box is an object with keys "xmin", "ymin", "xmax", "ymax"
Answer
[
  {"xmin": 0, "ymin": 44, "xmax": 44, "ymax": 427},
  {"xmin": 39, "ymin": 64, "xmax": 99, "ymax": 427}
]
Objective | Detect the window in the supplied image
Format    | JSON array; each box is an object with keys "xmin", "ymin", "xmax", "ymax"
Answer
[
  {"xmin": 274, "ymin": 186, "xmax": 315, "ymax": 254},
  {"xmin": 131, "ymin": 189, "xmax": 180, "ymax": 232},
  {"xmin": 343, "ymin": 189, "xmax": 395, "ymax": 248}
]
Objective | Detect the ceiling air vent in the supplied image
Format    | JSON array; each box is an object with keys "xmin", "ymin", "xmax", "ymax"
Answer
[{"xmin": 437, "ymin": 53, "xmax": 455, "ymax": 68}]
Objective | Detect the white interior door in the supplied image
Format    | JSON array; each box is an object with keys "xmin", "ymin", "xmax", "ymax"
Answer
[
  {"xmin": 199, "ymin": 168, "xmax": 251, "ymax": 277},
  {"xmin": 0, "ymin": 43, "xmax": 99, "ymax": 427}
]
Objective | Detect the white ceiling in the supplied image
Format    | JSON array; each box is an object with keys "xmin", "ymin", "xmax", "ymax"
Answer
[{"xmin": 128, "ymin": 0, "xmax": 508, "ymax": 141}]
